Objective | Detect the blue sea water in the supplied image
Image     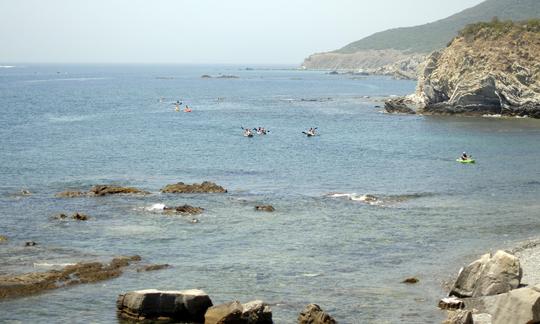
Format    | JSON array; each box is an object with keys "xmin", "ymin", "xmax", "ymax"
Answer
[{"xmin": 0, "ymin": 64, "xmax": 539, "ymax": 323}]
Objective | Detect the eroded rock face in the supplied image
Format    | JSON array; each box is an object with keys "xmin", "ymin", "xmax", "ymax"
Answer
[
  {"xmin": 204, "ymin": 300, "xmax": 272, "ymax": 324},
  {"xmin": 298, "ymin": 304, "xmax": 336, "ymax": 324},
  {"xmin": 0, "ymin": 256, "xmax": 140, "ymax": 299},
  {"xmin": 163, "ymin": 205, "xmax": 204, "ymax": 215},
  {"xmin": 450, "ymin": 250, "xmax": 522, "ymax": 298},
  {"xmin": 443, "ymin": 310, "xmax": 473, "ymax": 324},
  {"xmin": 386, "ymin": 21, "xmax": 540, "ymax": 118},
  {"xmin": 161, "ymin": 181, "xmax": 227, "ymax": 194},
  {"xmin": 116, "ymin": 289, "xmax": 212, "ymax": 322}
]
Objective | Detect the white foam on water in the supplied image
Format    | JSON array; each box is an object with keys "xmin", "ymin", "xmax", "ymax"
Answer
[
  {"xmin": 144, "ymin": 203, "xmax": 166, "ymax": 211},
  {"xmin": 33, "ymin": 262, "xmax": 76, "ymax": 268},
  {"xmin": 302, "ymin": 273, "xmax": 322, "ymax": 277},
  {"xmin": 326, "ymin": 192, "xmax": 356, "ymax": 198},
  {"xmin": 48, "ymin": 115, "xmax": 91, "ymax": 123},
  {"xmin": 0, "ymin": 65, "xmax": 15, "ymax": 68},
  {"xmin": 482, "ymin": 114, "xmax": 502, "ymax": 118}
]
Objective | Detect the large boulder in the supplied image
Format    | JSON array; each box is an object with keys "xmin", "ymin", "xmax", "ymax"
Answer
[
  {"xmin": 463, "ymin": 285, "xmax": 540, "ymax": 324},
  {"xmin": 117, "ymin": 289, "xmax": 212, "ymax": 322},
  {"xmin": 161, "ymin": 181, "xmax": 227, "ymax": 194},
  {"xmin": 163, "ymin": 205, "xmax": 204, "ymax": 215},
  {"xmin": 298, "ymin": 304, "xmax": 336, "ymax": 324},
  {"xmin": 450, "ymin": 250, "xmax": 522, "ymax": 298},
  {"xmin": 204, "ymin": 300, "xmax": 272, "ymax": 324},
  {"xmin": 443, "ymin": 310, "xmax": 473, "ymax": 324}
]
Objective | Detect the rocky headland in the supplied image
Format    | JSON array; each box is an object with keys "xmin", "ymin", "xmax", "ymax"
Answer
[{"xmin": 385, "ymin": 19, "xmax": 540, "ymax": 118}]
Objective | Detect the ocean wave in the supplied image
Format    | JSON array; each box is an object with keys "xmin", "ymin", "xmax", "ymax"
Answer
[
  {"xmin": 144, "ymin": 203, "xmax": 166, "ymax": 212},
  {"xmin": 326, "ymin": 192, "xmax": 434, "ymax": 206},
  {"xmin": 48, "ymin": 115, "xmax": 93, "ymax": 123},
  {"xmin": 24, "ymin": 77, "xmax": 109, "ymax": 83}
]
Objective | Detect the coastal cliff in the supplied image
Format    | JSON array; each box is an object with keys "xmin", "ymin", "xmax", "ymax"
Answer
[
  {"xmin": 301, "ymin": 0, "xmax": 540, "ymax": 77},
  {"xmin": 385, "ymin": 19, "xmax": 540, "ymax": 118}
]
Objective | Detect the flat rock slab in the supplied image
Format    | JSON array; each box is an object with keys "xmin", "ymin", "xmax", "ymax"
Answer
[
  {"xmin": 0, "ymin": 256, "xmax": 140, "ymax": 299},
  {"xmin": 117, "ymin": 289, "xmax": 212, "ymax": 322}
]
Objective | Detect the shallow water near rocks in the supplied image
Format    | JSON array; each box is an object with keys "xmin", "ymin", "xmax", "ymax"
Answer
[{"xmin": 1, "ymin": 64, "xmax": 540, "ymax": 323}]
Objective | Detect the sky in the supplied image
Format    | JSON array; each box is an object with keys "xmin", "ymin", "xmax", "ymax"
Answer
[{"xmin": 0, "ymin": 0, "xmax": 485, "ymax": 64}]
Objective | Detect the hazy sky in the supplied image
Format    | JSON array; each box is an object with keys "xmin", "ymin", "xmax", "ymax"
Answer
[{"xmin": 0, "ymin": 0, "xmax": 485, "ymax": 64}]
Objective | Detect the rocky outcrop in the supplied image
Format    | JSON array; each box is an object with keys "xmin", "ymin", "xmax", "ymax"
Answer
[
  {"xmin": 205, "ymin": 300, "xmax": 272, "ymax": 324},
  {"xmin": 298, "ymin": 304, "xmax": 336, "ymax": 324},
  {"xmin": 255, "ymin": 205, "xmax": 275, "ymax": 212},
  {"xmin": 163, "ymin": 205, "xmax": 204, "ymax": 215},
  {"xmin": 302, "ymin": 49, "xmax": 425, "ymax": 79},
  {"xmin": 450, "ymin": 250, "xmax": 522, "ymax": 298},
  {"xmin": 386, "ymin": 20, "xmax": 540, "ymax": 118},
  {"xmin": 161, "ymin": 181, "xmax": 227, "ymax": 194},
  {"xmin": 55, "ymin": 185, "xmax": 148, "ymax": 197},
  {"xmin": 402, "ymin": 277, "xmax": 419, "ymax": 284},
  {"xmin": 0, "ymin": 256, "xmax": 140, "ymax": 299},
  {"xmin": 55, "ymin": 212, "xmax": 89, "ymax": 221},
  {"xmin": 116, "ymin": 289, "xmax": 212, "ymax": 322}
]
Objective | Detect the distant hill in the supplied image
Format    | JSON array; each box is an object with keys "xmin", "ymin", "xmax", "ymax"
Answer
[
  {"xmin": 302, "ymin": 0, "xmax": 540, "ymax": 74},
  {"xmin": 337, "ymin": 0, "xmax": 540, "ymax": 54}
]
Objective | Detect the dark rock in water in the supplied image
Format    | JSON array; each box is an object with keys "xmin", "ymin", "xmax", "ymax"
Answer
[
  {"xmin": 201, "ymin": 74, "xmax": 212, "ymax": 78},
  {"xmin": 55, "ymin": 191, "xmax": 86, "ymax": 198},
  {"xmin": 72, "ymin": 212, "xmax": 88, "ymax": 221},
  {"xmin": 163, "ymin": 205, "xmax": 204, "ymax": 215},
  {"xmin": 0, "ymin": 235, "xmax": 7, "ymax": 243},
  {"xmin": 438, "ymin": 297, "xmax": 465, "ymax": 310},
  {"xmin": 0, "ymin": 256, "xmax": 140, "ymax": 299},
  {"xmin": 136, "ymin": 264, "xmax": 171, "ymax": 272},
  {"xmin": 161, "ymin": 181, "xmax": 227, "ymax": 194},
  {"xmin": 217, "ymin": 75, "xmax": 239, "ymax": 79},
  {"xmin": 190, "ymin": 218, "xmax": 200, "ymax": 224},
  {"xmin": 205, "ymin": 300, "xmax": 272, "ymax": 324},
  {"xmin": 54, "ymin": 213, "xmax": 68, "ymax": 219},
  {"xmin": 25, "ymin": 241, "xmax": 37, "ymax": 247},
  {"xmin": 255, "ymin": 205, "xmax": 275, "ymax": 212},
  {"xmin": 443, "ymin": 310, "xmax": 473, "ymax": 324},
  {"xmin": 328, "ymin": 71, "xmax": 339, "ymax": 75},
  {"xmin": 110, "ymin": 255, "xmax": 141, "ymax": 269},
  {"xmin": 117, "ymin": 289, "xmax": 212, "ymax": 322},
  {"xmin": 384, "ymin": 97, "xmax": 418, "ymax": 114},
  {"xmin": 298, "ymin": 304, "xmax": 336, "ymax": 324},
  {"xmin": 450, "ymin": 250, "xmax": 521, "ymax": 298},
  {"xmin": 402, "ymin": 277, "xmax": 419, "ymax": 284},
  {"xmin": 89, "ymin": 185, "xmax": 149, "ymax": 196}
]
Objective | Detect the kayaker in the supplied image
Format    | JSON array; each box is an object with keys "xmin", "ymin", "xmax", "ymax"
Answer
[
  {"xmin": 461, "ymin": 152, "xmax": 469, "ymax": 160},
  {"xmin": 244, "ymin": 128, "xmax": 253, "ymax": 137},
  {"xmin": 308, "ymin": 128, "xmax": 316, "ymax": 136}
]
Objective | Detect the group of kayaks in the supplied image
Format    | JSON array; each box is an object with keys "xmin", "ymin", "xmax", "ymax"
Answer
[
  {"xmin": 242, "ymin": 127, "xmax": 318, "ymax": 137},
  {"xmin": 174, "ymin": 101, "xmax": 191, "ymax": 113}
]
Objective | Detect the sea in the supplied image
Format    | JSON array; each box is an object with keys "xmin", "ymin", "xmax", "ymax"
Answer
[{"xmin": 0, "ymin": 64, "xmax": 539, "ymax": 323}]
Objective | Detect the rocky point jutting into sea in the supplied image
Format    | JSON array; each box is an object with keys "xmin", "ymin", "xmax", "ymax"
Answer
[{"xmin": 385, "ymin": 19, "xmax": 540, "ymax": 118}]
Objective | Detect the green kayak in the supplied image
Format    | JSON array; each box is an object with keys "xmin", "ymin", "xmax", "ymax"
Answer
[{"xmin": 457, "ymin": 159, "xmax": 475, "ymax": 164}]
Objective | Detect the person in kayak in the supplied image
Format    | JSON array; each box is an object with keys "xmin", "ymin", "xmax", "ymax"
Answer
[
  {"xmin": 308, "ymin": 128, "xmax": 316, "ymax": 136},
  {"xmin": 461, "ymin": 152, "xmax": 470, "ymax": 160},
  {"xmin": 243, "ymin": 128, "xmax": 253, "ymax": 137}
]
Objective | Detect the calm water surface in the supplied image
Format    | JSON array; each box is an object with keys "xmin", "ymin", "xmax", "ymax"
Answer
[{"xmin": 1, "ymin": 64, "xmax": 540, "ymax": 323}]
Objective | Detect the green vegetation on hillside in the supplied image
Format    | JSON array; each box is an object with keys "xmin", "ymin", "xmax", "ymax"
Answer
[
  {"xmin": 459, "ymin": 18, "xmax": 540, "ymax": 40},
  {"xmin": 336, "ymin": 0, "xmax": 540, "ymax": 54}
]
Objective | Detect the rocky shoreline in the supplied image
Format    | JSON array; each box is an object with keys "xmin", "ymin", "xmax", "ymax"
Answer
[{"xmin": 439, "ymin": 239, "xmax": 540, "ymax": 324}]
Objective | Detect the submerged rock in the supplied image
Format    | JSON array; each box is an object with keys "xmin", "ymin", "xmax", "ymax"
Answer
[
  {"xmin": 450, "ymin": 250, "xmax": 522, "ymax": 298},
  {"xmin": 136, "ymin": 264, "xmax": 171, "ymax": 272},
  {"xmin": 205, "ymin": 300, "xmax": 272, "ymax": 324},
  {"xmin": 402, "ymin": 277, "xmax": 419, "ymax": 284},
  {"xmin": 163, "ymin": 205, "xmax": 204, "ymax": 215},
  {"xmin": 117, "ymin": 289, "xmax": 212, "ymax": 322},
  {"xmin": 24, "ymin": 241, "xmax": 37, "ymax": 247},
  {"xmin": 298, "ymin": 304, "xmax": 336, "ymax": 324},
  {"xmin": 0, "ymin": 256, "xmax": 140, "ymax": 299},
  {"xmin": 72, "ymin": 212, "xmax": 89, "ymax": 221},
  {"xmin": 255, "ymin": 205, "xmax": 275, "ymax": 212},
  {"xmin": 55, "ymin": 191, "xmax": 86, "ymax": 198},
  {"xmin": 161, "ymin": 181, "xmax": 227, "ymax": 194}
]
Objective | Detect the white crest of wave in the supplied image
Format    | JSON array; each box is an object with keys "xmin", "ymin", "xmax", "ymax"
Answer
[
  {"xmin": 145, "ymin": 203, "xmax": 166, "ymax": 211},
  {"xmin": 34, "ymin": 262, "xmax": 76, "ymax": 268}
]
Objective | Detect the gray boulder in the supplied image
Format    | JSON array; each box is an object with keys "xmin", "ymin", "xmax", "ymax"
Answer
[
  {"xmin": 463, "ymin": 285, "xmax": 540, "ymax": 324},
  {"xmin": 298, "ymin": 304, "xmax": 336, "ymax": 324},
  {"xmin": 204, "ymin": 300, "xmax": 272, "ymax": 324},
  {"xmin": 443, "ymin": 310, "xmax": 473, "ymax": 324},
  {"xmin": 450, "ymin": 250, "xmax": 522, "ymax": 298},
  {"xmin": 116, "ymin": 289, "xmax": 212, "ymax": 322}
]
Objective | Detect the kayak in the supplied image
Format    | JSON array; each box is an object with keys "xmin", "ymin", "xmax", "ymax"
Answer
[
  {"xmin": 244, "ymin": 134, "xmax": 254, "ymax": 138},
  {"xmin": 184, "ymin": 109, "xmax": 192, "ymax": 113},
  {"xmin": 457, "ymin": 159, "xmax": 475, "ymax": 164}
]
